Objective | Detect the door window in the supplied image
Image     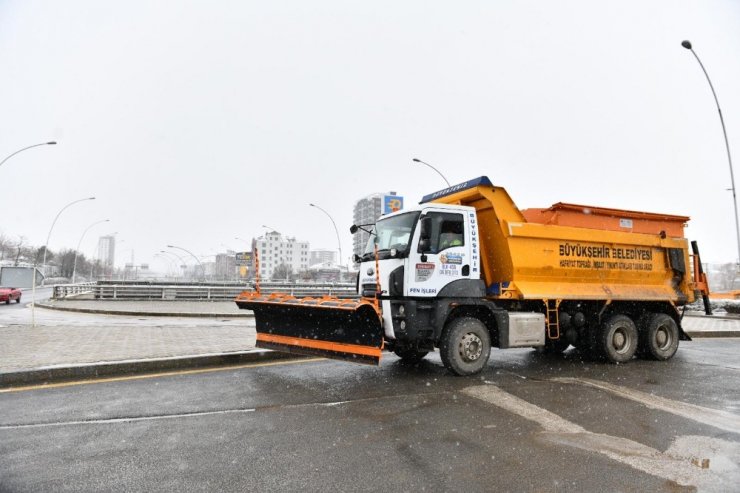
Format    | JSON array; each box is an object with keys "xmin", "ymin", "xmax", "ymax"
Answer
[{"xmin": 418, "ymin": 212, "xmax": 465, "ymax": 254}]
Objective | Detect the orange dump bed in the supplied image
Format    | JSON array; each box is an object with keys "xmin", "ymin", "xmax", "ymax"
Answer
[{"xmin": 521, "ymin": 203, "xmax": 689, "ymax": 238}]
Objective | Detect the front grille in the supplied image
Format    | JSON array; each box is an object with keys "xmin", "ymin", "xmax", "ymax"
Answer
[{"xmin": 361, "ymin": 283, "xmax": 378, "ymax": 298}]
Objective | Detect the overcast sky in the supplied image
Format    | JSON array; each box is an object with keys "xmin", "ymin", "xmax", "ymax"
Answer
[{"xmin": 2, "ymin": 0, "xmax": 740, "ymax": 271}]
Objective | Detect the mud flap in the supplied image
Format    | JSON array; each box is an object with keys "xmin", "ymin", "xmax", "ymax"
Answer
[{"xmin": 235, "ymin": 292, "xmax": 383, "ymax": 365}]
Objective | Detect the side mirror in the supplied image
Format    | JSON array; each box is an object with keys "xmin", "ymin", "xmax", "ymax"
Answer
[
  {"xmin": 419, "ymin": 238, "xmax": 431, "ymax": 252},
  {"xmin": 420, "ymin": 216, "xmax": 432, "ymax": 240},
  {"xmin": 350, "ymin": 225, "xmax": 358, "ymax": 234},
  {"xmin": 353, "ymin": 254, "xmax": 362, "ymax": 263}
]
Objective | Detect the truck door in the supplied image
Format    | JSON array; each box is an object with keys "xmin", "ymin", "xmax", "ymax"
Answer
[{"xmin": 406, "ymin": 211, "xmax": 477, "ymax": 297}]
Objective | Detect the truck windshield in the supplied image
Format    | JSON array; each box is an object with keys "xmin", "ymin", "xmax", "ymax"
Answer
[{"xmin": 362, "ymin": 211, "xmax": 420, "ymax": 260}]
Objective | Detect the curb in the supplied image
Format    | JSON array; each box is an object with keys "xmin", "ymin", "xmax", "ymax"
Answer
[
  {"xmin": 685, "ymin": 331, "xmax": 740, "ymax": 338},
  {"xmin": 34, "ymin": 302, "xmax": 254, "ymax": 318},
  {"xmin": 0, "ymin": 349, "xmax": 303, "ymax": 389},
  {"xmin": 684, "ymin": 312, "xmax": 740, "ymax": 321}
]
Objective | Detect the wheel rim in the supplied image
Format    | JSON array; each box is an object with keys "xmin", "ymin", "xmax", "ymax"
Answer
[
  {"xmin": 459, "ymin": 332, "xmax": 483, "ymax": 362},
  {"xmin": 654, "ymin": 324, "xmax": 673, "ymax": 351},
  {"xmin": 611, "ymin": 327, "xmax": 632, "ymax": 354}
]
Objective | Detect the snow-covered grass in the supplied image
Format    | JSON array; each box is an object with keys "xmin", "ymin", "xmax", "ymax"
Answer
[{"xmin": 686, "ymin": 298, "xmax": 740, "ymax": 315}]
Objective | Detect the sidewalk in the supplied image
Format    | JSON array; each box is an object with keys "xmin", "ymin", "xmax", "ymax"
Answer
[
  {"xmin": 1, "ymin": 302, "xmax": 739, "ymax": 388},
  {"xmin": 0, "ymin": 300, "xmax": 270, "ymax": 388},
  {"xmin": 682, "ymin": 312, "xmax": 740, "ymax": 338},
  {"xmin": 36, "ymin": 299, "xmax": 251, "ymax": 317}
]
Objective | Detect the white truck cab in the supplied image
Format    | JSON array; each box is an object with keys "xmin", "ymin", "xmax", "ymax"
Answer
[{"xmin": 356, "ymin": 203, "xmax": 485, "ymax": 341}]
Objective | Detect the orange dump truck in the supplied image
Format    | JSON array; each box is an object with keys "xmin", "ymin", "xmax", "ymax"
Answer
[{"xmin": 236, "ymin": 177, "xmax": 710, "ymax": 375}]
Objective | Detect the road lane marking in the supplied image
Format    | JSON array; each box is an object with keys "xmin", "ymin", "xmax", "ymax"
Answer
[
  {"xmin": 0, "ymin": 357, "xmax": 324, "ymax": 394},
  {"xmin": 1, "ymin": 391, "xmax": 449, "ymax": 430},
  {"xmin": 551, "ymin": 377, "xmax": 740, "ymax": 434},
  {"xmin": 463, "ymin": 384, "xmax": 740, "ymax": 489},
  {"xmin": 0, "ymin": 408, "xmax": 257, "ymax": 430}
]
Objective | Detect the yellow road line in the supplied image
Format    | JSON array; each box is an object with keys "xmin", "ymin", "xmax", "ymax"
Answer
[{"xmin": 0, "ymin": 357, "xmax": 324, "ymax": 394}]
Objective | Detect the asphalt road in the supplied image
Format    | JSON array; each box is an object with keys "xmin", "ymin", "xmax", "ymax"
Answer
[{"xmin": 2, "ymin": 339, "xmax": 739, "ymax": 492}]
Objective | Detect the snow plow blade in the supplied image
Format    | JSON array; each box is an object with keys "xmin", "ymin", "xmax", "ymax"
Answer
[{"xmin": 235, "ymin": 292, "xmax": 383, "ymax": 365}]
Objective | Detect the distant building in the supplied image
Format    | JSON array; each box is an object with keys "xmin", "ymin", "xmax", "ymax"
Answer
[
  {"xmin": 214, "ymin": 252, "xmax": 236, "ymax": 280},
  {"xmin": 307, "ymin": 261, "xmax": 341, "ymax": 282},
  {"xmin": 352, "ymin": 192, "xmax": 403, "ymax": 260},
  {"xmin": 310, "ymin": 249, "xmax": 337, "ymax": 266},
  {"xmin": 252, "ymin": 231, "xmax": 310, "ymax": 280},
  {"xmin": 97, "ymin": 235, "xmax": 116, "ymax": 276}
]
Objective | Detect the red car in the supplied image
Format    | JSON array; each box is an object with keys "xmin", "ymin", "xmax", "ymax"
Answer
[{"xmin": 0, "ymin": 287, "xmax": 22, "ymax": 304}]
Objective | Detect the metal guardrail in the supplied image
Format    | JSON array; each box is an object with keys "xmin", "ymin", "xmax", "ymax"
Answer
[
  {"xmin": 52, "ymin": 282, "xmax": 97, "ymax": 299},
  {"xmin": 53, "ymin": 282, "xmax": 358, "ymax": 300}
]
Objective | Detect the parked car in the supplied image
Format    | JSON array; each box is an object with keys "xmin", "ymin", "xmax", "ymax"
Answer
[{"xmin": 0, "ymin": 286, "xmax": 22, "ymax": 304}]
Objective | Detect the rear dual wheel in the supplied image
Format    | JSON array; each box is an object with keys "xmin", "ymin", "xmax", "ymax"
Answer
[
  {"xmin": 639, "ymin": 313, "xmax": 679, "ymax": 361},
  {"xmin": 595, "ymin": 314, "xmax": 638, "ymax": 363}
]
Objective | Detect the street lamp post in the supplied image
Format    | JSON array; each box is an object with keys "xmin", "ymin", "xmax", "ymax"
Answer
[
  {"xmin": 72, "ymin": 219, "xmax": 110, "ymax": 283},
  {"xmin": 0, "ymin": 141, "xmax": 56, "ymax": 168},
  {"xmin": 161, "ymin": 250, "xmax": 187, "ymax": 274},
  {"xmin": 31, "ymin": 196, "xmax": 95, "ymax": 327},
  {"xmin": 412, "ymin": 158, "xmax": 451, "ymax": 187},
  {"xmin": 42, "ymin": 197, "xmax": 96, "ymax": 270},
  {"xmin": 681, "ymin": 40, "xmax": 740, "ymax": 265},
  {"xmin": 309, "ymin": 203, "xmax": 343, "ymax": 270},
  {"xmin": 167, "ymin": 244, "xmax": 205, "ymax": 281}
]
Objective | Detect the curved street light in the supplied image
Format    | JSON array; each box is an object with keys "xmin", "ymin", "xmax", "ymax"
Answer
[
  {"xmin": 161, "ymin": 250, "xmax": 187, "ymax": 271},
  {"xmin": 309, "ymin": 203, "xmax": 343, "ymax": 269},
  {"xmin": 42, "ymin": 196, "xmax": 96, "ymax": 269},
  {"xmin": 31, "ymin": 195, "xmax": 95, "ymax": 327},
  {"xmin": 0, "ymin": 141, "xmax": 57, "ymax": 168},
  {"xmin": 167, "ymin": 244, "xmax": 205, "ymax": 280},
  {"xmin": 681, "ymin": 40, "xmax": 740, "ymax": 265},
  {"xmin": 72, "ymin": 219, "xmax": 110, "ymax": 283},
  {"xmin": 412, "ymin": 158, "xmax": 451, "ymax": 187}
]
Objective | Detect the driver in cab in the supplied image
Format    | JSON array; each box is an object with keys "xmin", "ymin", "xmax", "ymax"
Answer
[{"xmin": 437, "ymin": 221, "xmax": 463, "ymax": 251}]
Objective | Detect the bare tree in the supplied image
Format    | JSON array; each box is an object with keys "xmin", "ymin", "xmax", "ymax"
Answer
[
  {"xmin": 709, "ymin": 263, "xmax": 739, "ymax": 292},
  {"xmin": 13, "ymin": 237, "xmax": 26, "ymax": 265},
  {"xmin": 272, "ymin": 263, "xmax": 295, "ymax": 281},
  {"xmin": 56, "ymin": 249, "xmax": 78, "ymax": 279},
  {"xmin": 0, "ymin": 233, "xmax": 12, "ymax": 261}
]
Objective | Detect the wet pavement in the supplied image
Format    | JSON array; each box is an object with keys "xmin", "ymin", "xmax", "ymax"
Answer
[{"xmin": 1, "ymin": 339, "xmax": 738, "ymax": 492}]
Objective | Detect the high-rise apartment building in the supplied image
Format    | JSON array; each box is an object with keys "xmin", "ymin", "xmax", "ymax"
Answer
[
  {"xmin": 252, "ymin": 231, "xmax": 310, "ymax": 280},
  {"xmin": 352, "ymin": 192, "xmax": 403, "ymax": 259},
  {"xmin": 97, "ymin": 235, "xmax": 116, "ymax": 273}
]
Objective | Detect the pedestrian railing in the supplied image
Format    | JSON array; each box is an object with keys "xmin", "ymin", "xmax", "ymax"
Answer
[{"xmin": 53, "ymin": 282, "xmax": 358, "ymax": 300}]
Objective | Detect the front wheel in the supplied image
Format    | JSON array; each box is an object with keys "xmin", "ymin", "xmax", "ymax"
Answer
[
  {"xmin": 439, "ymin": 317, "xmax": 491, "ymax": 376},
  {"xmin": 16, "ymin": 296, "xmax": 21, "ymax": 304}
]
